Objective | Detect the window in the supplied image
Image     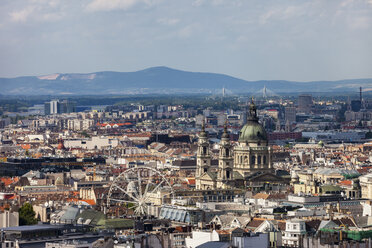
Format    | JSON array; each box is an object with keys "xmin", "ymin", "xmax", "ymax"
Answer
[
  {"xmin": 257, "ymin": 155, "xmax": 261, "ymax": 164},
  {"xmin": 225, "ymin": 148, "xmax": 229, "ymax": 157},
  {"xmin": 263, "ymin": 156, "xmax": 266, "ymax": 164},
  {"xmin": 251, "ymin": 155, "xmax": 255, "ymax": 165}
]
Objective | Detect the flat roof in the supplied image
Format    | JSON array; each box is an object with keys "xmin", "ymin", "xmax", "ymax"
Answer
[{"xmin": 2, "ymin": 224, "xmax": 66, "ymax": 232}]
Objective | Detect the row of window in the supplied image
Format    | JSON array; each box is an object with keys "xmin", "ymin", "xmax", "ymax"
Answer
[{"xmin": 236, "ymin": 155, "xmax": 267, "ymax": 165}]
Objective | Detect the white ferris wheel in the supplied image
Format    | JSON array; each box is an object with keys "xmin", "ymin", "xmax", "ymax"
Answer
[{"xmin": 107, "ymin": 167, "xmax": 174, "ymax": 216}]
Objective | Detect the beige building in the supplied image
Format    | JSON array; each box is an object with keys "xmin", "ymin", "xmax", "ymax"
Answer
[
  {"xmin": 64, "ymin": 136, "xmax": 119, "ymax": 150},
  {"xmin": 292, "ymin": 170, "xmax": 320, "ymax": 195},
  {"xmin": 360, "ymin": 173, "xmax": 372, "ymax": 199},
  {"xmin": 293, "ymin": 183, "xmax": 319, "ymax": 195},
  {"xmin": 293, "ymin": 168, "xmax": 360, "ymax": 195},
  {"xmin": 0, "ymin": 211, "xmax": 18, "ymax": 228},
  {"xmin": 146, "ymin": 190, "xmax": 173, "ymax": 205},
  {"xmin": 313, "ymin": 168, "xmax": 346, "ymax": 184}
]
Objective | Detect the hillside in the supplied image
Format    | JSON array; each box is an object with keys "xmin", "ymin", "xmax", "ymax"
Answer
[{"xmin": 0, "ymin": 66, "xmax": 371, "ymax": 95}]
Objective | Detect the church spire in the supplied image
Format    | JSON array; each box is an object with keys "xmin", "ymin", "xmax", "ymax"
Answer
[
  {"xmin": 221, "ymin": 121, "xmax": 229, "ymax": 140},
  {"xmin": 199, "ymin": 120, "xmax": 207, "ymax": 139}
]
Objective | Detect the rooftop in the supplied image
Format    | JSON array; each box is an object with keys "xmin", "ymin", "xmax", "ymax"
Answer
[{"xmin": 2, "ymin": 224, "xmax": 65, "ymax": 232}]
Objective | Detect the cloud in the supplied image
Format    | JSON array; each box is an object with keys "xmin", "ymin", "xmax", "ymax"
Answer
[
  {"xmin": 1, "ymin": 0, "xmax": 372, "ymax": 81},
  {"xmin": 41, "ymin": 12, "xmax": 63, "ymax": 21},
  {"xmin": 259, "ymin": 4, "xmax": 308, "ymax": 25},
  {"xmin": 85, "ymin": 0, "xmax": 140, "ymax": 12},
  {"xmin": 192, "ymin": 0, "xmax": 241, "ymax": 7},
  {"xmin": 177, "ymin": 24, "xmax": 200, "ymax": 38},
  {"xmin": 8, "ymin": 1, "xmax": 64, "ymax": 23},
  {"xmin": 349, "ymin": 16, "xmax": 371, "ymax": 29},
  {"xmin": 259, "ymin": 9, "xmax": 275, "ymax": 25},
  {"xmin": 192, "ymin": 0, "xmax": 203, "ymax": 7},
  {"xmin": 30, "ymin": 0, "xmax": 60, "ymax": 6},
  {"xmin": 10, "ymin": 7, "xmax": 34, "ymax": 22},
  {"xmin": 157, "ymin": 18, "xmax": 179, "ymax": 26}
]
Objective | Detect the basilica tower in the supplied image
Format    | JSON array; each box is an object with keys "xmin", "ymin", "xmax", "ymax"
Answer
[
  {"xmin": 217, "ymin": 124, "xmax": 234, "ymax": 189},
  {"xmin": 196, "ymin": 122, "xmax": 211, "ymax": 189}
]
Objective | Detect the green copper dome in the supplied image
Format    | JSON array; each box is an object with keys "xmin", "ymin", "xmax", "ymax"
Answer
[
  {"xmin": 238, "ymin": 120, "xmax": 267, "ymax": 143},
  {"xmin": 238, "ymin": 99, "xmax": 268, "ymax": 143}
]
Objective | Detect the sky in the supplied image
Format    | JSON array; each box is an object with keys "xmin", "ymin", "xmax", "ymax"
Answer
[{"xmin": 0, "ymin": 0, "xmax": 372, "ymax": 81}]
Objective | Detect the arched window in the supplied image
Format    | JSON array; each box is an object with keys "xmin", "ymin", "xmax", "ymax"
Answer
[
  {"xmin": 251, "ymin": 155, "xmax": 255, "ymax": 165},
  {"xmin": 203, "ymin": 146, "xmax": 207, "ymax": 155},
  {"xmin": 225, "ymin": 148, "xmax": 229, "ymax": 157},
  {"xmin": 257, "ymin": 155, "xmax": 261, "ymax": 164},
  {"xmin": 226, "ymin": 170, "xmax": 230, "ymax": 179},
  {"xmin": 263, "ymin": 156, "xmax": 266, "ymax": 164}
]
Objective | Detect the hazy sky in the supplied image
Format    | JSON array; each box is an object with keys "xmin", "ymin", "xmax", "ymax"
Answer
[{"xmin": 1, "ymin": 0, "xmax": 372, "ymax": 81}]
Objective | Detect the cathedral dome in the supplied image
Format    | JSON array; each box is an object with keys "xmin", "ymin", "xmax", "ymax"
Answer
[
  {"xmin": 238, "ymin": 100, "xmax": 268, "ymax": 143},
  {"xmin": 238, "ymin": 120, "xmax": 267, "ymax": 143}
]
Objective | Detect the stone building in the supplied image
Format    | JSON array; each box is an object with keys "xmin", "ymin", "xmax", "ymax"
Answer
[{"xmin": 196, "ymin": 101, "xmax": 285, "ymax": 190}]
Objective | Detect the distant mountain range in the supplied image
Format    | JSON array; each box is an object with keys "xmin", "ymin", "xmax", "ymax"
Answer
[{"xmin": 0, "ymin": 66, "xmax": 371, "ymax": 95}]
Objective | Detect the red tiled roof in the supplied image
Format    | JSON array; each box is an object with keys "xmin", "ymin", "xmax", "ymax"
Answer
[
  {"xmin": 253, "ymin": 193, "xmax": 269, "ymax": 199},
  {"xmin": 339, "ymin": 180, "xmax": 352, "ymax": 186},
  {"xmin": 67, "ymin": 198, "xmax": 95, "ymax": 205},
  {"xmin": 186, "ymin": 178, "xmax": 195, "ymax": 185},
  {"xmin": 246, "ymin": 218, "xmax": 265, "ymax": 228},
  {"xmin": 216, "ymin": 230, "xmax": 231, "ymax": 235},
  {"xmin": 0, "ymin": 177, "xmax": 19, "ymax": 186},
  {"xmin": 81, "ymin": 199, "xmax": 96, "ymax": 205}
]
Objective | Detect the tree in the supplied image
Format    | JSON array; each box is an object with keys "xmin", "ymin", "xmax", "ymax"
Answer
[
  {"xmin": 366, "ymin": 131, "xmax": 372, "ymax": 139},
  {"xmin": 19, "ymin": 202, "xmax": 37, "ymax": 225}
]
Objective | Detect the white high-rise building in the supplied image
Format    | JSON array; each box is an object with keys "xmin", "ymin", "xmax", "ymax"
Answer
[{"xmin": 50, "ymin": 100, "xmax": 59, "ymax": 114}]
